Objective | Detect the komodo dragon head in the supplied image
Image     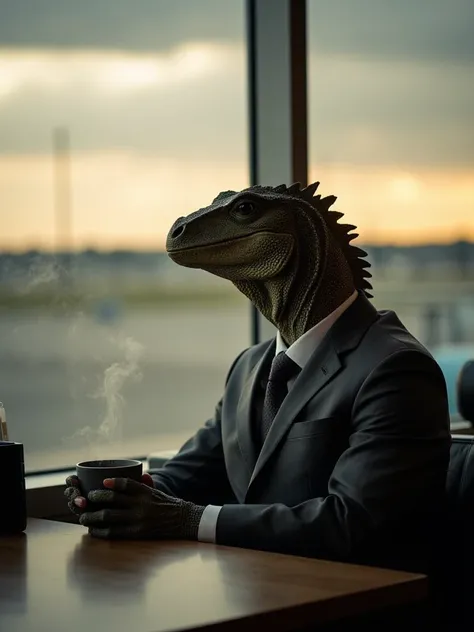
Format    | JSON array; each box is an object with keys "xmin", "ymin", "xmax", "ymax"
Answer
[{"xmin": 166, "ymin": 182, "xmax": 372, "ymax": 345}]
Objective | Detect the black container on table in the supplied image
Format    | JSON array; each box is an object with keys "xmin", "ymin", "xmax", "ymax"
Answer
[{"xmin": 0, "ymin": 442, "xmax": 27, "ymax": 534}]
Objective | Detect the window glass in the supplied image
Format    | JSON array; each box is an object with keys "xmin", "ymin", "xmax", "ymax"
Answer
[
  {"xmin": 308, "ymin": 1, "xmax": 474, "ymax": 417},
  {"xmin": 0, "ymin": 0, "xmax": 249, "ymax": 471}
]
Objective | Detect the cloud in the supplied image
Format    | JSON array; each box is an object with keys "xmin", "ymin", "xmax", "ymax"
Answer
[
  {"xmin": 0, "ymin": 44, "xmax": 248, "ymax": 162},
  {"xmin": 0, "ymin": 0, "xmax": 473, "ymax": 167},
  {"xmin": 0, "ymin": 0, "xmax": 244, "ymax": 52},
  {"xmin": 1, "ymin": 0, "xmax": 473, "ymax": 62},
  {"xmin": 308, "ymin": 53, "xmax": 474, "ymax": 167},
  {"xmin": 307, "ymin": 0, "xmax": 474, "ymax": 62},
  {"xmin": 0, "ymin": 44, "xmax": 472, "ymax": 167}
]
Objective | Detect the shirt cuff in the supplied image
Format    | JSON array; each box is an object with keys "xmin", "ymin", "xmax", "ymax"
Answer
[{"xmin": 197, "ymin": 505, "xmax": 222, "ymax": 543}]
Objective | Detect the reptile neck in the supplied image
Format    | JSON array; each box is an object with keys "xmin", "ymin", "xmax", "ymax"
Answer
[{"xmin": 234, "ymin": 213, "xmax": 355, "ymax": 346}]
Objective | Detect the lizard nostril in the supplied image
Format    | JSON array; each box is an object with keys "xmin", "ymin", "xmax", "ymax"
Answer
[{"xmin": 171, "ymin": 224, "xmax": 185, "ymax": 239}]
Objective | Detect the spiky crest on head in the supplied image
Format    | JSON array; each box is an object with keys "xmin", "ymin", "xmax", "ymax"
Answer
[{"xmin": 296, "ymin": 181, "xmax": 372, "ymax": 298}]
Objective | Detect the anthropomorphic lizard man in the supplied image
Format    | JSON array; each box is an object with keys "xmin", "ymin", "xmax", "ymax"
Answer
[{"xmin": 66, "ymin": 182, "xmax": 450, "ymax": 571}]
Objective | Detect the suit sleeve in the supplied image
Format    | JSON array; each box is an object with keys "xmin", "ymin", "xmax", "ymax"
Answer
[
  {"xmin": 215, "ymin": 349, "xmax": 451, "ymax": 564},
  {"xmin": 149, "ymin": 349, "xmax": 248, "ymax": 506}
]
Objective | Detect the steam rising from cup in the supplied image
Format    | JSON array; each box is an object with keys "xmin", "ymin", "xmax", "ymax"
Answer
[{"xmin": 71, "ymin": 334, "xmax": 143, "ymax": 450}]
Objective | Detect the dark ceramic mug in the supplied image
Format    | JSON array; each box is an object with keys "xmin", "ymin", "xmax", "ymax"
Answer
[{"xmin": 76, "ymin": 459, "xmax": 143, "ymax": 498}]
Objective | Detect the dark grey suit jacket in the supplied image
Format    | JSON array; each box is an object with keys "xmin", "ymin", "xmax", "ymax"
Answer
[{"xmin": 151, "ymin": 293, "xmax": 451, "ymax": 571}]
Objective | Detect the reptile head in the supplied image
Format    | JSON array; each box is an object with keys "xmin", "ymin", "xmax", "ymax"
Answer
[
  {"xmin": 166, "ymin": 182, "xmax": 372, "ymax": 342},
  {"xmin": 166, "ymin": 187, "xmax": 299, "ymax": 281}
]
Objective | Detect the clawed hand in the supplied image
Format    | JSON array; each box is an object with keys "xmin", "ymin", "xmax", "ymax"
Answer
[{"xmin": 64, "ymin": 476, "xmax": 205, "ymax": 540}]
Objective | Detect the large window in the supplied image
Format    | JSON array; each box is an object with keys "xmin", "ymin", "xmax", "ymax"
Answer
[
  {"xmin": 0, "ymin": 1, "xmax": 249, "ymax": 471},
  {"xmin": 5, "ymin": 1, "xmax": 474, "ymax": 474},
  {"xmin": 308, "ymin": 0, "xmax": 474, "ymax": 416}
]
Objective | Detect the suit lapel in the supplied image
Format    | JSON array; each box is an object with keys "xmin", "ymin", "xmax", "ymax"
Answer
[
  {"xmin": 247, "ymin": 335, "xmax": 341, "ymax": 490},
  {"xmin": 236, "ymin": 339, "xmax": 275, "ymax": 473},
  {"xmin": 246, "ymin": 292, "xmax": 379, "ymax": 493}
]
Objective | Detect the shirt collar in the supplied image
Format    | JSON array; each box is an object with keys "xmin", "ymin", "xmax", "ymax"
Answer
[{"xmin": 276, "ymin": 290, "xmax": 358, "ymax": 369}]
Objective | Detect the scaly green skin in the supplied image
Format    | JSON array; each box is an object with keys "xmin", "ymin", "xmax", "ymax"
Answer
[{"xmin": 166, "ymin": 182, "xmax": 372, "ymax": 345}]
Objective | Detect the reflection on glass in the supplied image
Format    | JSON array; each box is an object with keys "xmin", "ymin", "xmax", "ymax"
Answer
[
  {"xmin": 308, "ymin": 1, "xmax": 474, "ymax": 417},
  {"xmin": 0, "ymin": 1, "xmax": 249, "ymax": 471}
]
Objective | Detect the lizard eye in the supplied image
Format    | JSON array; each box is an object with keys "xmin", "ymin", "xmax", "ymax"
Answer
[{"xmin": 232, "ymin": 201, "xmax": 258, "ymax": 222}]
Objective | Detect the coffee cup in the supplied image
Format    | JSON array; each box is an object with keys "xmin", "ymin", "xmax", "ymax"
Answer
[{"xmin": 76, "ymin": 459, "xmax": 143, "ymax": 498}]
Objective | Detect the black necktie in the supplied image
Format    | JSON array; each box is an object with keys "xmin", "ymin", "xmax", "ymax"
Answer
[{"xmin": 261, "ymin": 351, "xmax": 301, "ymax": 442}]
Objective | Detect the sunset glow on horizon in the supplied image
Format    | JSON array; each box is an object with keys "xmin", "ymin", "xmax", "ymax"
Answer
[{"xmin": 2, "ymin": 150, "xmax": 474, "ymax": 252}]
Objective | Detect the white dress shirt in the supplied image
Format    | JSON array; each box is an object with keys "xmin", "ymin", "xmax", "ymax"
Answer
[{"xmin": 197, "ymin": 290, "xmax": 359, "ymax": 543}]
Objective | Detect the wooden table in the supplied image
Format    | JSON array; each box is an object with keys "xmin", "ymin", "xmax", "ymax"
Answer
[{"xmin": 0, "ymin": 518, "xmax": 428, "ymax": 632}]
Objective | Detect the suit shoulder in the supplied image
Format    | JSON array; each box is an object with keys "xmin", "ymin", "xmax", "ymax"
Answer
[
  {"xmin": 361, "ymin": 309, "xmax": 442, "ymax": 372},
  {"xmin": 227, "ymin": 338, "xmax": 273, "ymax": 378},
  {"xmin": 239, "ymin": 338, "xmax": 273, "ymax": 366}
]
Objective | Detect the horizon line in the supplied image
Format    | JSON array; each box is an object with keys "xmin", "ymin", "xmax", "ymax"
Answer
[{"xmin": 2, "ymin": 239, "xmax": 474, "ymax": 255}]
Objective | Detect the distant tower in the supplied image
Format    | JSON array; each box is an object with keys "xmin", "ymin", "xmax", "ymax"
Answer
[{"xmin": 53, "ymin": 127, "xmax": 73, "ymax": 284}]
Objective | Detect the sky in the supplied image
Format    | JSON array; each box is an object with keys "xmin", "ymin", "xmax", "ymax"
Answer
[{"xmin": 0, "ymin": 0, "xmax": 473, "ymax": 250}]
